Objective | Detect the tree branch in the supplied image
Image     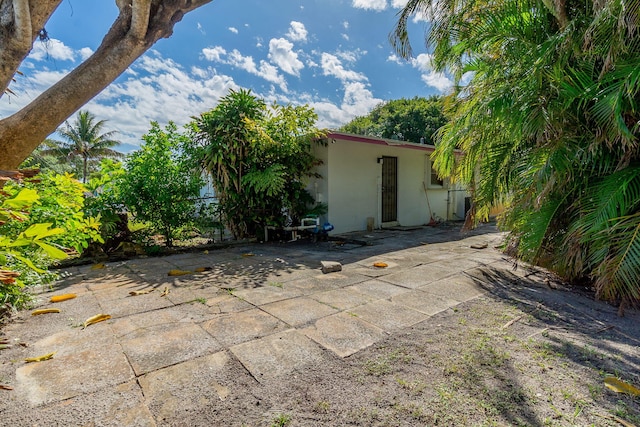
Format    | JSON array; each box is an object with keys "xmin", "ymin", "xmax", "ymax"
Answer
[{"xmin": 130, "ymin": 0, "xmax": 151, "ymax": 40}]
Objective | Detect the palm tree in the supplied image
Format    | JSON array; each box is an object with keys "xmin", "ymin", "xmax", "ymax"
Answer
[
  {"xmin": 391, "ymin": 0, "xmax": 640, "ymax": 306},
  {"xmin": 53, "ymin": 110, "xmax": 123, "ymax": 182}
]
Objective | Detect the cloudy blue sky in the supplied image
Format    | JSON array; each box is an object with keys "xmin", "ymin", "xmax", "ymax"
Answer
[{"xmin": 0, "ymin": 0, "xmax": 450, "ymax": 152}]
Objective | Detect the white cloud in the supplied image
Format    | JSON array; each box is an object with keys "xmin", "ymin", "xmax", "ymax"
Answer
[
  {"xmin": 309, "ymin": 81, "xmax": 382, "ymax": 128},
  {"xmin": 321, "ymin": 53, "xmax": 367, "ymax": 82},
  {"xmin": 391, "ymin": 0, "xmax": 408, "ymax": 7},
  {"xmin": 421, "ymin": 71, "xmax": 452, "ymax": 92},
  {"xmin": 268, "ymin": 38, "xmax": 304, "ymax": 77},
  {"xmin": 227, "ymin": 50, "xmax": 288, "ymax": 91},
  {"xmin": 387, "ymin": 54, "xmax": 405, "ymax": 65},
  {"xmin": 352, "ymin": 0, "xmax": 387, "ymax": 11},
  {"xmin": 286, "ymin": 21, "xmax": 307, "ymax": 42},
  {"xmin": 28, "ymin": 39, "xmax": 75, "ymax": 62},
  {"xmin": 228, "ymin": 27, "xmax": 238, "ymax": 34},
  {"xmin": 343, "ymin": 21, "xmax": 350, "ymax": 29},
  {"xmin": 78, "ymin": 47, "xmax": 94, "ymax": 60},
  {"xmin": 411, "ymin": 53, "xmax": 434, "ymax": 71},
  {"xmin": 201, "ymin": 46, "xmax": 227, "ymax": 62},
  {"xmin": 342, "ymin": 34, "xmax": 350, "ymax": 41},
  {"xmin": 197, "ymin": 22, "xmax": 206, "ymax": 35}
]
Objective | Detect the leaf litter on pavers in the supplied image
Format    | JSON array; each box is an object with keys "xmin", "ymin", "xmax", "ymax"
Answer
[
  {"xmin": 129, "ymin": 289, "xmax": 154, "ymax": 296},
  {"xmin": 50, "ymin": 294, "xmax": 76, "ymax": 303},
  {"xmin": 31, "ymin": 308, "xmax": 61, "ymax": 315},
  {"xmin": 24, "ymin": 352, "xmax": 55, "ymax": 363},
  {"xmin": 83, "ymin": 314, "xmax": 111, "ymax": 329},
  {"xmin": 604, "ymin": 376, "xmax": 640, "ymax": 396},
  {"xmin": 91, "ymin": 263, "xmax": 106, "ymax": 270},
  {"xmin": 167, "ymin": 269, "xmax": 192, "ymax": 276},
  {"xmin": 160, "ymin": 286, "xmax": 170, "ymax": 297}
]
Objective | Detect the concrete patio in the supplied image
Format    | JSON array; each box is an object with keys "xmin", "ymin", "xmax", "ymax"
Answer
[{"xmin": 0, "ymin": 223, "xmax": 515, "ymax": 425}]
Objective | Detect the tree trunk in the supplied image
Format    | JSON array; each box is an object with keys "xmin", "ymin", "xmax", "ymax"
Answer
[{"xmin": 0, "ymin": 0, "xmax": 211, "ymax": 171}]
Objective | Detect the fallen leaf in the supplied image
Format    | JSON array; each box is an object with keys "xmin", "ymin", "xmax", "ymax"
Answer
[
  {"xmin": 195, "ymin": 267, "xmax": 212, "ymax": 272},
  {"xmin": 0, "ymin": 344, "xmax": 11, "ymax": 350},
  {"xmin": 24, "ymin": 352, "xmax": 55, "ymax": 363},
  {"xmin": 242, "ymin": 253, "xmax": 255, "ymax": 257},
  {"xmin": 50, "ymin": 294, "xmax": 76, "ymax": 303},
  {"xmin": 167, "ymin": 269, "xmax": 192, "ymax": 276},
  {"xmin": 604, "ymin": 376, "xmax": 640, "ymax": 396},
  {"xmin": 160, "ymin": 286, "xmax": 170, "ymax": 297},
  {"xmin": 373, "ymin": 262, "xmax": 388, "ymax": 268},
  {"xmin": 91, "ymin": 263, "xmax": 106, "ymax": 270},
  {"xmin": 83, "ymin": 314, "xmax": 111, "ymax": 329},
  {"xmin": 129, "ymin": 289, "xmax": 154, "ymax": 296},
  {"xmin": 470, "ymin": 243, "xmax": 488, "ymax": 249},
  {"xmin": 31, "ymin": 308, "xmax": 61, "ymax": 316},
  {"xmin": 0, "ymin": 385, "xmax": 13, "ymax": 390}
]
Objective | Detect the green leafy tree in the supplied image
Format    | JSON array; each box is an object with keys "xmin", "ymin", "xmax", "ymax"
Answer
[
  {"xmin": 392, "ymin": 0, "xmax": 640, "ymax": 305},
  {"xmin": 119, "ymin": 122, "xmax": 204, "ymax": 247},
  {"xmin": 191, "ymin": 89, "xmax": 325, "ymax": 239},
  {"xmin": 46, "ymin": 110, "xmax": 123, "ymax": 183},
  {"xmin": 19, "ymin": 138, "xmax": 76, "ymax": 175},
  {"xmin": 340, "ymin": 96, "xmax": 447, "ymax": 144}
]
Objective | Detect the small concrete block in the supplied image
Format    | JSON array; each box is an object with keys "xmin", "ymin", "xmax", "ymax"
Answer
[
  {"xmin": 229, "ymin": 330, "xmax": 328, "ymax": 382},
  {"xmin": 120, "ymin": 322, "xmax": 221, "ymax": 375},
  {"xmin": 321, "ymin": 260, "xmax": 342, "ymax": 274},
  {"xmin": 302, "ymin": 312, "xmax": 386, "ymax": 357},
  {"xmin": 201, "ymin": 308, "xmax": 290, "ymax": 347}
]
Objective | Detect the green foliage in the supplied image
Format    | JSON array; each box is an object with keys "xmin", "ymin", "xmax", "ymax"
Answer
[
  {"xmin": 191, "ymin": 89, "xmax": 325, "ymax": 239},
  {"xmin": 1, "ymin": 174, "xmax": 102, "ymax": 308},
  {"xmin": 119, "ymin": 122, "xmax": 204, "ymax": 247},
  {"xmin": 339, "ymin": 96, "xmax": 447, "ymax": 144},
  {"xmin": 84, "ymin": 158, "xmax": 126, "ymax": 242},
  {"xmin": 392, "ymin": 0, "xmax": 640, "ymax": 302}
]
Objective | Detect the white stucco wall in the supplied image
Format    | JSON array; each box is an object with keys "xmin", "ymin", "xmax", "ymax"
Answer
[{"xmin": 309, "ymin": 136, "xmax": 465, "ymax": 235}]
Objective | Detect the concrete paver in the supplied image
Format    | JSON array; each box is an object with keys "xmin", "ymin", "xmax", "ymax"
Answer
[
  {"xmin": 0, "ymin": 224, "xmax": 508, "ymax": 423},
  {"xmin": 230, "ymin": 329, "xmax": 329, "ymax": 382}
]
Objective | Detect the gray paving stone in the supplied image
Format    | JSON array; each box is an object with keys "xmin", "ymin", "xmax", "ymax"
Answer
[
  {"xmin": 349, "ymin": 299, "xmax": 429, "ymax": 331},
  {"xmin": 5, "ymin": 380, "xmax": 154, "ymax": 426},
  {"xmin": 391, "ymin": 289, "xmax": 460, "ymax": 316},
  {"xmin": 419, "ymin": 274, "xmax": 486, "ymax": 302},
  {"xmin": 14, "ymin": 343, "xmax": 134, "ymax": 406},
  {"xmin": 202, "ymin": 308, "xmax": 290, "ymax": 347},
  {"xmin": 345, "ymin": 279, "xmax": 409, "ymax": 300},
  {"xmin": 302, "ymin": 312, "xmax": 386, "ymax": 357},
  {"xmin": 309, "ymin": 286, "xmax": 377, "ymax": 310},
  {"xmin": 260, "ymin": 297, "xmax": 339, "ymax": 327},
  {"xmin": 287, "ymin": 271, "xmax": 369, "ymax": 295},
  {"xmin": 120, "ymin": 322, "xmax": 221, "ymax": 375},
  {"xmin": 96, "ymin": 287, "xmax": 174, "ymax": 318},
  {"xmin": 232, "ymin": 284, "xmax": 304, "ymax": 306},
  {"xmin": 230, "ymin": 330, "xmax": 328, "ymax": 382},
  {"xmin": 379, "ymin": 263, "xmax": 456, "ymax": 289},
  {"xmin": 139, "ymin": 352, "xmax": 232, "ymax": 422}
]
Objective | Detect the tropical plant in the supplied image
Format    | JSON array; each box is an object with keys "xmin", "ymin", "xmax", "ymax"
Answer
[
  {"xmin": 190, "ymin": 89, "xmax": 325, "ymax": 239},
  {"xmin": 1, "ymin": 172, "xmax": 102, "ymax": 309},
  {"xmin": 18, "ymin": 138, "xmax": 76, "ymax": 175},
  {"xmin": 119, "ymin": 122, "xmax": 204, "ymax": 247},
  {"xmin": 340, "ymin": 96, "xmax": 447, "ymax": 144},
  {"xmin": 45, "ymin": 110, "xmax": 123, "ymax": 183},
  {"xmin": 391, "ymin": 0, "xmax": 640, "ymax": 305}
]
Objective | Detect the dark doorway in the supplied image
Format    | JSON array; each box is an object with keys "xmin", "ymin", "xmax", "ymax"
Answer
[{"xmin": 381, "ymin": 156, "xmax": 398, "ymax": 222}]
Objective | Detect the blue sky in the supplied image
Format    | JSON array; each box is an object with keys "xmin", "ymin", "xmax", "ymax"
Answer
[{"xmin": 0, "ymin": 0, "xmax": 451, "ymax": 152}]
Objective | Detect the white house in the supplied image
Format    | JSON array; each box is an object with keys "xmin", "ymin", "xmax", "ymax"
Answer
[{"xmin": 308, "ymin": 131, "xmax": 469, "ymax": 235}]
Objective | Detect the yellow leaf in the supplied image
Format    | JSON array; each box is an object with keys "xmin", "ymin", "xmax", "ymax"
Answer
[
  {"xmin": 24, "ymin": 352, "xmax": 55, "ymax": 363},
  {"xmin": 242, "ymin": 253, "xmax": 255, "ymax": 257},
  {"xmin": 31, "ymin": 308, "xmax": 61, "ymax": 316},
  {"xmin": 604, "ymin": 376, "xmax": 640, "ymax": 396},
  {"xmin": 373, "ymin": 262, "xmax": 388, "ymax": 268},
  {"xmin": 160, "ymin": 286, "xmax": 170, "ymax": 297},
  {"xmin": 83, "ymin": 314, "xmax": 111, "ymax": 329},
  {"xmin": 91, "ymin": 263, "xmax": 106, "ymax": 270},
  {"xmin": 129, "ymin": 289, "xmax": 154, "ymax": 296},
  {"xmin": 167, "ymin": 269, "xmax": 192, "ymax": 276},
  {"xmin": 195, "ymin": 267, "xmax": 212, "ymax": 272},
  {"xmin": 50, "ymin": 294, "xmax": 76, "ymax": 303}
]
